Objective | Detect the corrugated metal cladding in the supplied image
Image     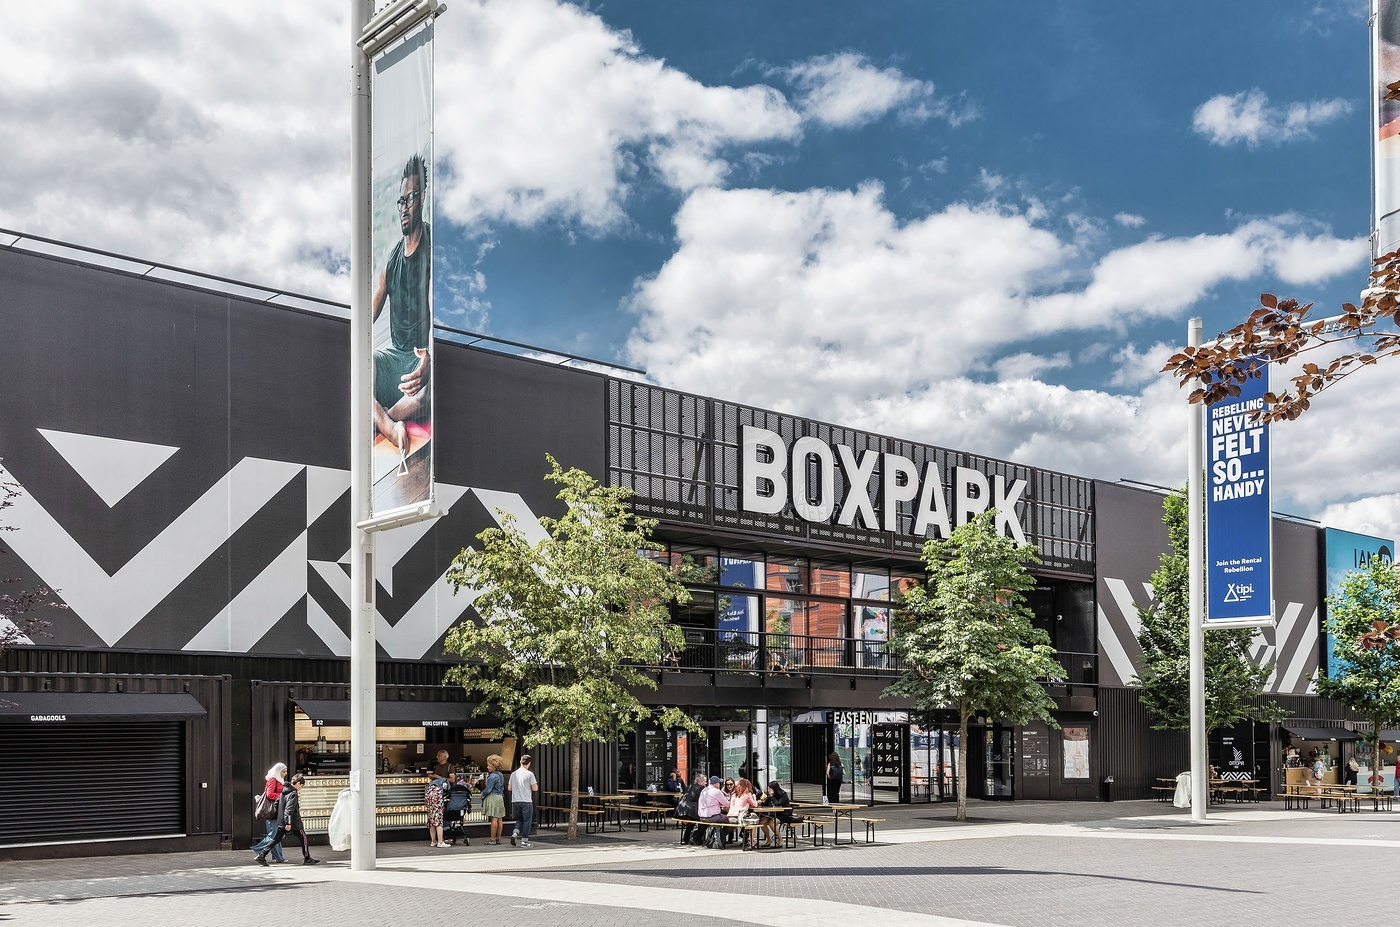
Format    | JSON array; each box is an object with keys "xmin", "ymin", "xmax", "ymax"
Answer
[
  {"xmin": 531, "ymin": 740, "xmax": 619, "ymax": 799},
  {"xmin": 1096, "ymin": 686, "xmax": 1362, "ymax": 800},
  {"xmin": 0, "ymin": 673, "xmax": 231, "ymax": 846}
]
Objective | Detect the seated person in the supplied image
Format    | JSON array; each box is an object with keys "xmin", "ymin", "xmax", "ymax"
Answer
[
  {"xmin": 757, "ymin": 780, "xmax": 798, "ymax": 846},
  {"xmin": 665, "ymin": 769, "xmax": 685, "ymax": 794},
  {"xmin": 727, "ymin": 778, "xmax": 760, "ymax": 848},
  {"xmin": 692, "ymin": 776, "xmax": 730, "ymax": 847},
  {"xmin": 674, "ymin": 773, "xmax": 705, "ymax": 845}
]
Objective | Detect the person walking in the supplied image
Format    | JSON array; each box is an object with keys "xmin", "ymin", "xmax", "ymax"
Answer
[
  {"xmin": 508, "ymin": 754, "xmax": 538, "ymax": 848},
  {"xmin": 250, "ymin": 762, "xmax": 287, "ymax": 864},
  {"xmin": 825, "ymin": 751, "xmax": 845, "ymax": 803},
  {"xmin": 256, "ymin": 773, "xmax": 318, "ymax": 866},
  {"xmin": 480, "ymin": 754, "xmax": 508, "ymax": 845}
]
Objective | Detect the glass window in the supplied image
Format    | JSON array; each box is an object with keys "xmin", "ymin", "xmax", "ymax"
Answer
[
  {"xmin": 810, "ymin": 562, "xmax": 850, "ymax": 597},
  {"xmin": 638, "ymin": 545, "xmax": 674, "ymax": 570},
  {"xmin": 766, "ymin": 556, "xmax": 806, "ymax": 594},
  {"xmin": 891, "ymin": 572, "xmax": 922, "ymax": 602},
  {"xmin": 856, "ymin": 605, "xmax": 890, "ymax": 669},
  {"xmin": 852, "ymin": 568, "xmax": 890, "ymax": 601},
  {"xmin": 673, "ymin": 545, "xmax": 719, "ymax": 585},
  {"xmin": 717, "ymin": 592, "xmax": 760, "ymax": 637},
  {"xmin": 719, "ymin": 554, "xmax": 763, "ymax": 589}
]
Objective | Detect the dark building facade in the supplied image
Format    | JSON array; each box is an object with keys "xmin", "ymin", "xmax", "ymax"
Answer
[{"xmin": 0, "ymin": 236, "xmax": 1367, "ymax": 856}]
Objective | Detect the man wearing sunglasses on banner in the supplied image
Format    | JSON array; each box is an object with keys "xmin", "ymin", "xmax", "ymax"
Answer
[{"xmin": 371, "ymin": 153, "xmax": 432, "ymax": 457}]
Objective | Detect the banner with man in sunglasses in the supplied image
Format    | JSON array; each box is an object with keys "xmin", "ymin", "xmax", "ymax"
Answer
[{"xmin": 370, "ymin": 23, "xmax": 435, "ymax": 518}]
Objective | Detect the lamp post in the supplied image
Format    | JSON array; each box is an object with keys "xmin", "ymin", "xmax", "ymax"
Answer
[{"xmin": 1187, "ymin": 317, "xmax": 1208, "ymax": 821}]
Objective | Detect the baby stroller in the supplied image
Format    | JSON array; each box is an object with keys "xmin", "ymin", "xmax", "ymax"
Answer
[{"xmin": 443, "ymin": 780, "xmax": 473, "ymax": 846}]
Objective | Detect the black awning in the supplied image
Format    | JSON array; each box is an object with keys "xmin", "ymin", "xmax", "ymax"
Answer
[
  {"xmin": 292, "ymin": 699, "xmax": 491, "ymax": 728},
  {"xmin": 0, "ymin": 691, "xmax": 207, "ymax": 724},
  {"xmin": 1282, "ymin": 725, "xmax": 1356, "ymax": 742}
]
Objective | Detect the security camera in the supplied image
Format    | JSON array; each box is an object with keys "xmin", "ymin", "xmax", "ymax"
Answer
[{"xmin": 1092, "ymin": 710, "xmax": 1099, "ymax": 717}]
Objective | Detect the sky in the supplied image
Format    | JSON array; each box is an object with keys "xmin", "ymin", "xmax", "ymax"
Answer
[{"xmin": 2, "ymin": 0, "xmax": 1395, "ymax": 541}]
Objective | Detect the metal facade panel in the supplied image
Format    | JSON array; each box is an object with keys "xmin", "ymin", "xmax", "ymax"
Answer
[
  {"xmin": 0, "ymin": 245, "xmax": 605, "ymax": 661},
  {"xmin": 1094, "ymin": 481, "xmax": 1323, "ymax": 694}
]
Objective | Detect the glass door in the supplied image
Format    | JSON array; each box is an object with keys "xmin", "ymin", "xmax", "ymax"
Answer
[{"xmin": 983, "ymin": 727, "xmax": 1014, "ymax": 799}]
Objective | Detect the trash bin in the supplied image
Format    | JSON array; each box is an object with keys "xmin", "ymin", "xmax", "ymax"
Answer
[{"xmin": 1101, "ymin": 776, "xmax": 1114, "ymax": 802}]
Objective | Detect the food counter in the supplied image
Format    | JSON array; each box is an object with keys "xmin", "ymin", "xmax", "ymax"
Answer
[{"xmin": 297, "ymin": 774, "xmax": 487, "ymax": 834}]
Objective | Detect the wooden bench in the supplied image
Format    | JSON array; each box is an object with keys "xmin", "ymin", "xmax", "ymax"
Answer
[
  {"xmin": 1318, "ymin": 790, "xmax": 1360, "ymax": 813},
  {"xmin": 851, "ymin": 817, "xmax": 884, "ymax": 844},
  {"xmin": 615, "ymin": 803, "xmax": 669, "ymax": 832},
  {"xmin": 1151, "ymin": 786, "xmax": 1176, "ymax": 803},
  {"xmin": 536, "ymin": 805, "xmax": 607, "ymax": 834},
  {"xmin": 695, "ymin": 820, "xmax": 764, "ymax": 850},
  {"xmin": 1276, "ymin": 792, "xmax": 1311, "ymax": 811}
]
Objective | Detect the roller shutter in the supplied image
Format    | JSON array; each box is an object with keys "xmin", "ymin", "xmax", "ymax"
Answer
[{"xmin": 0, "ymin": 722, "xmax": 183, "ymax": 845}]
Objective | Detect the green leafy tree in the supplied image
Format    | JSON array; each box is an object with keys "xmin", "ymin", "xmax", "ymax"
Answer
[
  {"xmin": 1314, "ymin": 556, "xmax": 1400, "ymax": 788},
  {"xmin": 884, "ymin": 510, "xmax": 1064, "ymax": 821},
  {"xmin": 444, "ymin": 456, "xmax": 698, "ymax": 839},
  {"xmin": 1132, "ymin": 488, "xmax": 1283, "ymax": 733}
]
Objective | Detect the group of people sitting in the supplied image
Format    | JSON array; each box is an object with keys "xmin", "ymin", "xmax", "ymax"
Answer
[{"xmin": 673, "ymin": 774, "xmax": 800, "ymax": 849}]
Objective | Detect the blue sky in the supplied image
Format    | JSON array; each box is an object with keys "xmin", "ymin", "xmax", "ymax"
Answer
[{"xmin": 1, "ymin": 0, "xmax": 1393, "ymax": 538}]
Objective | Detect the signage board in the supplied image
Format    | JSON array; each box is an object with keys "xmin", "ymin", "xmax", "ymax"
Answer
[
  {"xmin": 1324, "ymin": 528, "xmax": 1395, "ymax": 677},
  {"xmin": 1205, "ymin": 362, "xmax": 1273, "ymax": 626}
]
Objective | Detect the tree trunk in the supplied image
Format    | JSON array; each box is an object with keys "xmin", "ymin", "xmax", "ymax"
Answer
[
  {"xmin": 568, "ymin": 733, "xmax": 580, "ymax": 840},
  {"xmin": 956, "ymin": 704, "xmax": 969, "ymax": 822}
]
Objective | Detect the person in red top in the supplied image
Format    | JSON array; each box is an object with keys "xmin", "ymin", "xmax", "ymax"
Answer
[{"xmin": 250, "ymin": 763, "xmax": 287, "ymax": 864}]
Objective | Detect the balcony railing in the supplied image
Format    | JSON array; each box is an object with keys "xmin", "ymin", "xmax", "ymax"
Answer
[
  {"xmin": 650, "ymin": 629, "xmax": 1099, "ymax": 689},
  {"xmin": 658, "ymin": 627, "xmax": 902, "ymax": 677}
]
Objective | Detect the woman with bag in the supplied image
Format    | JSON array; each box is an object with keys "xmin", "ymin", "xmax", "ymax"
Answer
[
  {"xmin": 825, "ymin": 752, "xmax": 844, "ymax": 804},
  {"xmin": 249, "ymin": 762, "xmax": 287, "ymax": 864},
  {"xmin": 727, "ymin": 778, "xmax": 760, "ymax": 848},
  {"xmin": 480, "ymin": 755, "xmax": 508, "ymax": 845}
]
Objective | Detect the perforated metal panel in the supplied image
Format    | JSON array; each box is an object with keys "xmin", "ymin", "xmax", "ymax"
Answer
[{"xmin": 607, "ymin": 379, "xmax": 1096, "ymax": 574}]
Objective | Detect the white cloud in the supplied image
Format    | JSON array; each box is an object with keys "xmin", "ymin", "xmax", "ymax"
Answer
[
  {"xmin": 1193, "ymin": 89, "xmax": 1352, "ymax": 147},
  {"xmin": 776, "ymin": 53, "xmax": 974, "ymax": 129},
  {"xmin": 625, "ymin": 184, "xmax": 1369, "ymax": 501},
  {"xmin": 1114, "ymin": 212, "xmax": 1147, "ymax": 228},
  {"xmin": 0, "ymin": 0, "xmax": 805, "ymax": 297},
  {"xmin": 993, "ymin": 352, "xmax": 1070, "ymax": 381}
]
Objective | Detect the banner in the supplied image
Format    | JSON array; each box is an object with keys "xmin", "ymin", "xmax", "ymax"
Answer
[
  {"xmin": 369, "ymin": 24, "xmax": 435, "ymax": 520},
  {"xmin": 1376, "ymin": 0, "xmax": 1400, "ymax": 256},
  {"xmin": 1205, "ymin": 362, "xmax": 1273, "ymax": 626},
  {"xmin": 1324, "ymin": 528, "xmax": 1395, "ymax": 677}
]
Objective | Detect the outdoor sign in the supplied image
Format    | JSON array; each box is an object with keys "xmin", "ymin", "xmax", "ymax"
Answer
[
  {"xmin": 871, "ymin": 724, "xmax": 903, "ymax": 789},
  {"xmin": 1375, "ymin": 0, "xmax": 1400, "ymax": 257},
  {"xmin": 369, "ymin": 23, "xmax": 436, "ymax": 521},
  {"xmin": 1204, "ymin": 361, "xmax": 1273, "ymax": 626},
  {"xmin": 1324, "ymin": 528, "xmax": 1395, "ymax": 678}
]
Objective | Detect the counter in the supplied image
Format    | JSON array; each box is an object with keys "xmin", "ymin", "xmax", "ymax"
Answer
[{"xmin": 298, "ymin": 774, "xmax": 486, "ymax": 834}]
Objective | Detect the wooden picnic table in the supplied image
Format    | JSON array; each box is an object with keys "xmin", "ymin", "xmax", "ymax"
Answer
[{"xmin": 793, "ymin": 802, "xmax": 865, "ymax": 845}]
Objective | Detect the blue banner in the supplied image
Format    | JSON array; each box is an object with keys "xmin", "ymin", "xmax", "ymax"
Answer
[
  {"xmin": 1205, "ymin": 363, "xmax": 1272, "ymax": 625},
  {"xmin": 1324, "ymin": 528, "xmax": 1395, "ymax": 677}
]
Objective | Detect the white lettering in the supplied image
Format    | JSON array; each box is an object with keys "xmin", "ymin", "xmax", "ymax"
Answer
[
  {"xmin": 993, "ymin": 475, "xmax": 1028, "ymax": 544},
  {"xmin": 912, "ymin": 460, "xmax": 952, "ymax": 539},
  {"xmin": 791, "ymin": 436, "xmax": 836, "ymax": 523},
  {"xmin": 881, "ymin": 453, "xmax": 919, "ymax": 533},
  {"xmin": 955, "ymin": 467, "xmax": 990, "ymax": 526},
  {"xmin": 836, "ymin": 445, "xmax": 879, "ymax": 529},
  {"xmin": 741, "ymin": 426, "xmax": 787, "ymax": 515},
  {"xmin": 29, "ymin": 714, "xmax": 66, "ymax": 722}
]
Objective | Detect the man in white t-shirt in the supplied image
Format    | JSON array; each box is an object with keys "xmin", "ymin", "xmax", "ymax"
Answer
[{"xmin": 507, "ymin": 755, "xmax": 538, "ymax": 847}]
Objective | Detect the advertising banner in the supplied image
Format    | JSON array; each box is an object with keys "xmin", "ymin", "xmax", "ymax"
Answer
[
  {"xmin": 1205, "ymin": 362, "xmax": 1273, "ymax": 626},
  {"xmin": 1324, "ymin": 528, "xmax": 1395, "ymax": 677},
  {"xmin": 1376, "ymin": 0, "xmax": 1400, "ymax": 256},
  {"xmin": 369, "ymin": 24, "xmax": 435, "ymax": 521}
]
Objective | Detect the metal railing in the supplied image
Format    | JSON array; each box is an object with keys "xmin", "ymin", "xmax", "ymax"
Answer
[{"xmin": 652, "ymin": 629, "xmax": 1099, "ymax": 688}]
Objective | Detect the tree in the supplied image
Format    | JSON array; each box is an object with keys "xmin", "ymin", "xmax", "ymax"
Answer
[
  {"xmin": 1131, "ymin": 489, "xmax": 1284, "ymax": 732},
  {"xmin": 1314, "ymin": 556, "xmax": 1400, "ymax": 789},
  {"xmin": 1, "ymin": 467, "xmax": 59, "ymax": 706},
  {"xmin": 883, "ymin": 509, "xmax": 1064, "ymax": 821},
  {"xmin": 443, "ymin": 455, "xmax": 698, "ymax": 839},
  {"xmin": 1161, "ymin": 86, "xmax": 1400, "ymax": 423}
]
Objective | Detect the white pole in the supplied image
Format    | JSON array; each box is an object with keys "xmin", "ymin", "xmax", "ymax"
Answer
[
  {"xmin": 349, "ymin": 0, "xmax": 378, "ymax": 871},
  {"xmin": 1187, "ymin": 318, "xmax": 1208, "ymax": 821}
]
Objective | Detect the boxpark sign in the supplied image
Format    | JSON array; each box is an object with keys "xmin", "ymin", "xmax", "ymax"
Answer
[{"xmin": 739, "ymin": 425, "xmax": 1029, "ymax": 544}]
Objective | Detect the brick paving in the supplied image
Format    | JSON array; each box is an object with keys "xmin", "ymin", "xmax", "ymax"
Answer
[{"xmin": 2, "ymin": 800, "xmax": 1394, "ymax": 926}]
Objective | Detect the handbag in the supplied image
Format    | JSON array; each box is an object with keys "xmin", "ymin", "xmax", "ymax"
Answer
[{"xmin": 254, "ymin": 793, "xmax": 277, "ymax": 821}]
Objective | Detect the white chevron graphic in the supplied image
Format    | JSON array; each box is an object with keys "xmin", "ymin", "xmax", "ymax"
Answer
[
  {"xmin": 307, "ymin": 484, "xmax": 478, "ymax": 659},
  {"xmin": 1097, "ymin": 604, "xmax": 1137, "ymax": 686},
  {"xmin": 38, "ymin": 428, "xmax": 179, "ymax": 507},
  {"xmin": 1279, "ymin": 607, "xmax": 1320, "ymax": 694},
  {"xmin": 0, "ymin": 459, "xmax": 302, "ymax": 645}
]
